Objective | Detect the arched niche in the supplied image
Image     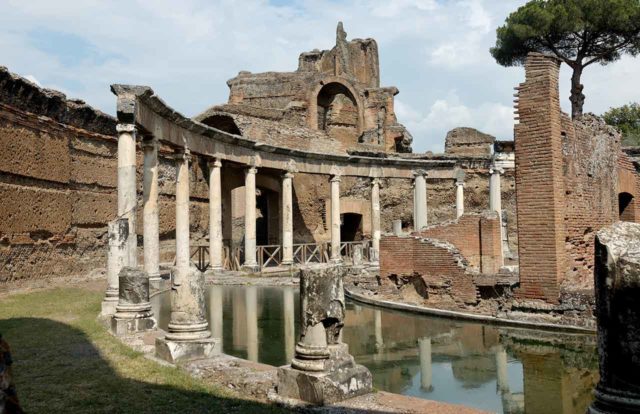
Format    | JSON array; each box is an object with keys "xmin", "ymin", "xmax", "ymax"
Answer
[
  {"xmin": 307, "ymin": 77, "xmax": 364, "ymax": 137},
  {"xmin": 619, "ymin": 192, "xmax": 636, "ymax": 222}
]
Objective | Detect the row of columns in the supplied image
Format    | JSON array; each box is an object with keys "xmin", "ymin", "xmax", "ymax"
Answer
[
  {"xmin": 116, "ymin": 124, "xmax": 504, "ymax": 279},
  {"xmin": 126, "ymin": 131, "xmax": 385, "ymax": 277}
]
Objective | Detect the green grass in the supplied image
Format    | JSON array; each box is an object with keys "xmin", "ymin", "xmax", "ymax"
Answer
[{"xmin": 0, "ymin": 287, "xmax": 290, "ymax": 413}]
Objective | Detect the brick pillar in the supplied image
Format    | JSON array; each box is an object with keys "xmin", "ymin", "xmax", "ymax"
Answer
[{"xmin": 514, "ymin": 53, "xmax": 566, "ymax": 303}]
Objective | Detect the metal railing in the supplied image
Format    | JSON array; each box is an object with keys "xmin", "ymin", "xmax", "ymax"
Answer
[{"xmin": 179, "ymin": 239, "xmax": 371, "ymax": 272}]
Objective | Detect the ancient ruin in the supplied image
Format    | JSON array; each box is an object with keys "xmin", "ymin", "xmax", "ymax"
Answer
[{"xmin": 1, "ymin": 20, "xmax": 639, "ymax": 413}]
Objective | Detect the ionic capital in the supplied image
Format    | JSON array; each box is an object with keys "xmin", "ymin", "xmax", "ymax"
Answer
[
  {"xmin": 209, "ymin": 158, "xmax": 222, "ymax": 169},
  {"xmin": 329, "ymin": 165, "xmax": 343, "ymax": 178},
  {"xmin": 371, "ymin": 178, "xmax": 382, "ymax": 188},
  {"xmin": 246, "ymin": 166, "xmax": 258, "ymax": 175},
  {"xmin": 412, "ymin": 169, "xmax": 428, "ymax": 178},
  {"xmin": 173, "ymin": 148, "xmax": 191, "ymax": 163},
  {"xmin": 283, "ymin": 171, "xmax": 295, "ymax": 180},
  {"xmin": 285, "ymin": 159, "xmax": 299, "ymax": 174},
  {"xmin": 141, "ymin": 137, "xmax": 158, "ymax": 150},
  {"xmin": 116, "ymin": 123, "xmax": 136, "ymax": 134},
  {"xmin": 330, "ymin": 175, "xmax": 342, "ymax": 183},
  {"xmin": 490, "ymin": 166, "xmax": 505, "ymax": 175}
]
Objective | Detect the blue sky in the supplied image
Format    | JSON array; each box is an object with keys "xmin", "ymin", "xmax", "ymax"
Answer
[{"xmin": 2, "ymin": 0, "xmax": 639, "ymax": 152}]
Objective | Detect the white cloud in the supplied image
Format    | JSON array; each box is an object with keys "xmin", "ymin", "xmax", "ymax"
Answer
[{"xmin": 0, "ymin": 0, "xmax": 637, "ymax": 154}]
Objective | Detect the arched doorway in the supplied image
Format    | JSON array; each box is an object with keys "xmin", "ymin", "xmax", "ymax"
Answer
[
  {"xmin": 341, "ymin": 213, "xmax": 363, "ymax": 242},
  {"xmin": 619, "ymin": 192, "xmax": 635, "ymax": 222}
]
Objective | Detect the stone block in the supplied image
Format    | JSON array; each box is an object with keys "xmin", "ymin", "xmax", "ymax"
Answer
[
  {"xmin": 155, "ymin": 337, "xmax": 221, "ymax": 364},
  {"xmin": 589, "ymin": 222, "xmax": 640, "ymax": 413}
]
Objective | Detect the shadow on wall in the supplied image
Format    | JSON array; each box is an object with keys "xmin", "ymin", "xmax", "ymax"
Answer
[{"xmin": 0, "ymin": 317, "xmax": 394, "ymax": 414}]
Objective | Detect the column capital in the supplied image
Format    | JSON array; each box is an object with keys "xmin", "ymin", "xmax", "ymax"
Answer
[
  {"xmin": 455, "ymin": 179, "xmax": 465, "ymax": 187},
  {"xmin": 330, "ymin": 174, "xmax": 342, "ymax": 183},
  {"xmin": 173, "ymin": 148, "xmax": 192, "ymax": 163},
  {"xmin": 371, "ymin": 177, "xmax": 382, "ymax": 188},
  {"xmin": 141, "ymin": 137, "xmax": 158, "ymax": 150},
  {"xmin": 246, "ymin": 166, "xmax": 258, "ymax": 175},
  {"xmin": 116, "ymin": 123, "xmax": 136, "ymax": 134},
  {"xmin": 283, "ymin": 171, "xmax": 295, "ymax": 180},
  {"xmin": 208, "ymin": 158, "xmax": 222, "ymax": 169},
  {"xmin": 413, "ymin": 169, "xmax": 428, "ymax": 178},
  {"xmin": 490, "ymin": 166, "xmax": 505, "ymax": 175},
  {"xmin": 285, "ymin": 159, "xmax": 299, "ymax": 174}
]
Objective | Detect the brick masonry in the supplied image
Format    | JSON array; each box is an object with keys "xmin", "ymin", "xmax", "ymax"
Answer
[
  {"xmin": 514, "ymin": 53, "xmax": 627, "ymax": 303},
  {"xmin": 380, "ymin": 235, "xmax": 478, "ymax": 305}
]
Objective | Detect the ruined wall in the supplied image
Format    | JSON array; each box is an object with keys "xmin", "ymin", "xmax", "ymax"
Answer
[
  {"xmin": 416, "ymin": 212, "xmax": 502, "ymax": 274},
  {"xmin": 0, "ymin": 67, "xmax": 212, "ymax": 283},
  {"xmin": 514, "ymin": 54, "xmax": 623, "ymax": 303},
  {"xmin": 561, "ymin": 114, "xmax": 620, "ymax": 291},
  {"xmin": 617, "ymin": 152, "xmax": 640, "ymax": 223},
  {"xmin": 444, "ymin": 128, "xmax": 495, "ymax": 157},
  {"xmin": 380, "ymin": 235, "xmax": 478, "ymax": 305}
]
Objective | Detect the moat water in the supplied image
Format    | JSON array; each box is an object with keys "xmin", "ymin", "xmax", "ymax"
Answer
[{"xmin": 151, "ymin": 285, "xmax": 598, "ymax": 414}]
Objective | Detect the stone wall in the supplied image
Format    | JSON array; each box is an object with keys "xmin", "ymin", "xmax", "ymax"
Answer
[{"xmin": 0, "ymin": 67, "xmax": 214, "ymax": 284}]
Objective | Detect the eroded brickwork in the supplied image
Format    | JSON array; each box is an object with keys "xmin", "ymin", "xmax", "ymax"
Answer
[
  {"xmin": 380, "ymin": 235, "xmax": 478, "ymax": 306},
  {"xmin": 514, "ymin": 54, "xmax": 624, "ymax": 303}
]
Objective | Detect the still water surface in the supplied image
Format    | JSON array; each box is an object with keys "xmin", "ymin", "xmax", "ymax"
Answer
[{"xmin": 151, "ymin": 285, "xmax": 598, "ymax": 414}]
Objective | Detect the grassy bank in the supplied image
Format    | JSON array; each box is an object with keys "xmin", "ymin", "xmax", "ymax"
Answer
[{"xmin": 0, "ymin": 287, "xmax": 288, "ymax": 413}]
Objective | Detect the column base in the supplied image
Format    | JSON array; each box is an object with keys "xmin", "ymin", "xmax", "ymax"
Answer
[
  {"xmin": 279, "ymin": 343, "xmax": 373, "ymax": 405},
  {"xmin": 148, "ymin": 273, "xmax": 162, "ymax": 291},
  {"xmin": 155, "ymin": 336, "xmax": 221, "ymax": 364},
  {"xmin": 277, "ymin": 362, "xmax": 372, "ymax": 405},
  {"xmin": 101, "ymin": 297, "xmax": 119, "ymax": 316},
  {"xmin": 111, "ymin": 310, "xmax": 157, "ymax": 336},
  {"xmin": 241, "ymin": 264, "xmax": 260, "ymax": 273},
  {"xmin": 588, "ymin": 387, "xmax": 640, "ymax": 414}
]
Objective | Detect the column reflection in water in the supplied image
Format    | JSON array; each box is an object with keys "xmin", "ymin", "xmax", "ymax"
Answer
[
  {"xmin": 419, "ymin": 337, "xmax": 433, "ymax": 392},
  {"xmin": 245, "ymin": 285, "xmax": 259, "ymax": 362},
  {"xmin": 209, "ymin": 286, "xmax": 224, "ymax": 348},
  {"xmin": 283, "ymin": 287, "xmax": 295, "ymax": 363},
  {"xmin": 495, "ymin": 345, "xmax": 509, "ymax": 394},
  {"xmin": 232, "ymin": 288, "xmax": 245, "ymax": 350},
  {"xmin": 374, "ymin": 309, "xmax": 384, "ymax": 355}
]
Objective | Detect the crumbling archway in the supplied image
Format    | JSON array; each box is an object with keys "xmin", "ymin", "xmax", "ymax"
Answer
[{"xmin": 307, "ymin": 77, "xmax": 364, "ymax": 137}]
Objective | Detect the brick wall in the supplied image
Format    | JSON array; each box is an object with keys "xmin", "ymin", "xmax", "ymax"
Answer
[
  {"xmin": 380, "ymin": 235, "xmax": 478, "ymax": 305},
  {"xmin": 618, "ymin": 152, "xmax": 640, "ymax": 223},
  {"xmin": 514, "ymin": 54, "xmax": 567, "ymax": 303},
  {"xmin": 514, "ymin": 53, "xmax": 624, "ymax": 303},
  {"xmin": 415, "ymin": 212, "xmax": 502, "ymax": 274}
]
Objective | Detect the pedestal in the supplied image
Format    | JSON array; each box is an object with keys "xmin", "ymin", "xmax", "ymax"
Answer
[{"xmin": 111, "ymin": 267, "xmax": 156, "ymax": 336}]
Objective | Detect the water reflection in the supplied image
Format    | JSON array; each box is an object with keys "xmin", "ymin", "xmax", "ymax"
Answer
[{"xmin": 151, "ymin": 286, "xmax": 598, "ymax": 414}]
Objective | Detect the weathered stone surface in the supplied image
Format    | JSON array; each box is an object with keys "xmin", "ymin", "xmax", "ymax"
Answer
[
  {"xmin": 111, "ymin": 266, "xmax": 156, "ymax": 336},
  {"xmin": 444, "ymin": 128, "xmax": 495, "ymax": 157},
  {"xmin": 278, "ymin": 264, "xmax": 372, "ymax": 405},
  {"xmin": 155, "ymin": 265, "xmax": 220, "ymax": 364},
  {"xmin": 589, "ymin": 222, "xmax": 640, "ymax": 413}
]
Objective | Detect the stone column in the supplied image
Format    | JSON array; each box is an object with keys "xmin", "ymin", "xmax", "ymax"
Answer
[
  {"xmin": 496, "ymin": 345, "xmax": 509, "ymax": 393},
  {"xmin": 117, "ymin": 123, "xmax": 138, "ymax": 267},
  {"xmin": 413, "ymin": 170, "xmax": 428, "ymax": 231},
  {"xmin": 209, "ymin": 159, "xmax": 224, "ymax": 271},
  {"xmin": 155, "ymin": 149, "xmax": 219, "ymax": 364},
  {"xmin": 283, "ymin": 287, "xmax": 295, "ymax": 363},
  {"xmin": 281, "ymin": 170, "xmax": 295, "ymax": 265},
  {"xmin": 278, "ymin": 264, "xmax": 373, "ymax": 405},
  {"xmin": 142, "ymin": 138, "xmax": 160, "ymax": 286},
  {"xmin": 419, "ymin": 337, "xmax": 433, "ymax": 391},
  {"xmin": 490, "ymin": 166, "xmax": 505, "ymax": 262},
  {"xmin": 111, "ymin": 267, "xmax": 156, "ymax": 336},
  {"xmin": 392, "ymin": 219, "xmax": 402, "ymax": 236},
  {"xmin": 246, "ymin": 285, "xmax": 259, "ymax": 362},
  {"xmin": 330, "ymin": 174, "xmax": 342, "ymax": 263},
  {"xmin": 243, "ymin": 166, "xmax": 259, "ymax": 271},
  {"xmin": 101, "ymin": 218, "xmax": 129, "ymax": 316},
  {"xmin": 589, "ymin": 222, "xmax": 640, "ymax": 413},
  {"xmin": 456, "ymin": 179, "xmax": 465, "ymax": 219},
  {"xmin": 175, "ymin": 150, "xmax": 191, "ymax": 276},
  {"xmin": 370, "ymin": 178, "xmax": 381, "ymax": 263}
]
